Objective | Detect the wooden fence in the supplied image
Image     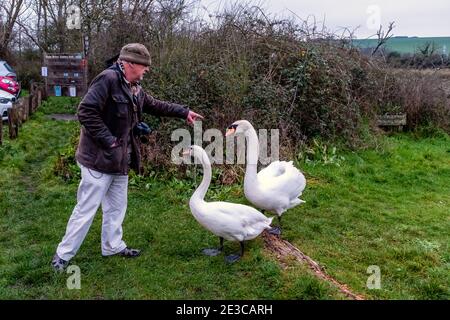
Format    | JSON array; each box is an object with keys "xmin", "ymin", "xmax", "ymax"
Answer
[{"xmin": 0, "ymin": 83, "xmax": 47, "ymax": 145}]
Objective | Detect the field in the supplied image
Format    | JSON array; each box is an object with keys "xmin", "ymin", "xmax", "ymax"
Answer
[
  {"xmin": 0, "ymin": 98, "xmax": 448, "ymax": 299},
  {"xmin": 353, "ymin": 37, "xmax": 450, "ymax": 55}
]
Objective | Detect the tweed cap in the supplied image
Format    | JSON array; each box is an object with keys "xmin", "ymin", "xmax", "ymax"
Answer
[{"xmin": 119, "ymin": 43, "xmax": 151, "ymax": 66}]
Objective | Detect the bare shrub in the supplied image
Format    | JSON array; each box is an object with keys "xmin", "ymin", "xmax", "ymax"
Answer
[{"xmin": 391, "ymin": 69, "xmax": 450, "ymax": 131}]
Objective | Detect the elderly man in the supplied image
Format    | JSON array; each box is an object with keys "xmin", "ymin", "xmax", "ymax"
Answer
[{"xmin": 52, "ymin": 43, "xmax": 203, "ymax": 271}]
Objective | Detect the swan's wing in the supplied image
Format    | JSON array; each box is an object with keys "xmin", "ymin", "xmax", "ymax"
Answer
[
  {"xmin": 257, "ymin": 161, "xmax": 285, "ymax": 181},
  {"xmin": 202, "ymin": 202, "xmax": 272, "ymax": 236},
  {"xmin": 206, "ymin": 202, "xmax": 271, "ymax": 224},
  {"xmin": 258, "ymin": 161, "xmax": 306, "ymax": 199},
  {"xmin": 214, "ymin": 202, "xmax": 273, "ymax": 239}
]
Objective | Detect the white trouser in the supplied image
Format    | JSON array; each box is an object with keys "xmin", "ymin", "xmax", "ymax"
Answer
[{"xmin": 56, "ymin": 163, "xmax": 128, "ymax": 261}]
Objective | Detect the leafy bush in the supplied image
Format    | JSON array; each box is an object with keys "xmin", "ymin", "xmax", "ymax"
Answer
[
  {"xmin": 138, "ymin": 9, "xmax": 431, "ymax": 170},
  {"xmin": 49, "ymin": 4, "xmax": 450, "ymax": 179},
  {"xmin": 53, "ymin": 126, "xmax": 80, "ymax": 183}
]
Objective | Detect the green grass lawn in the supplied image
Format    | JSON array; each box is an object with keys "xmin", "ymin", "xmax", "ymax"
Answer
[{"xmin": 0, "ymin": 98, "xmax": 448, "ymax": 299}]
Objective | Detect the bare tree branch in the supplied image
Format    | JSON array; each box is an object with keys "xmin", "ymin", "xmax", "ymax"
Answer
[{"xmin": 371, "ymin": 21, "xmax": 395, "ymax": 56}]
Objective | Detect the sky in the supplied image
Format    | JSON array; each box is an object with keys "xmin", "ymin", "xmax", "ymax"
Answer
[{"xmin": 195, "ymin": 0, "xmax": 450, "ymax": 38}]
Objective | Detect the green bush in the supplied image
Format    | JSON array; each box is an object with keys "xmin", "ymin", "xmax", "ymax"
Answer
[{"xmin": 48, "ymin": 6, "xmax": 450, "ymax": 179}]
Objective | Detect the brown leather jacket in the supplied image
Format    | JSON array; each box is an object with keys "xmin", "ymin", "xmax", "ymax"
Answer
[{"xmin": 75, "ymin": 64, "xmax": 189, "ymax": 175}]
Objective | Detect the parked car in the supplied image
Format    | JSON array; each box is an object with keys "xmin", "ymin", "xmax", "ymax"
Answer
[
  {"xmin": 0, "ymin": 76, "xmax": 20, "ymax": 96},
  {"xmin": 0, "ymin": 60, "xmax": 17, "ymax": 79},
  {"xmin": 0, "ymin": 89, "xmax": 16, "ymax": 121},
  {"xmin": 0, "ymin": 60, "xmax": 20, "ymax": 97}
]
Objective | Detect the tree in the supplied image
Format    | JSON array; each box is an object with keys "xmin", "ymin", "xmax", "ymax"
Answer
[{"xmin": 0, "ymin": 0, "xmax": 27, "ymax": 58}]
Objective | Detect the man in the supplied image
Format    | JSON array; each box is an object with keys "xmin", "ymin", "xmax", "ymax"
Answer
[{"xmin": 51, "ymin": 43, "xmax": 203, "ymax": 271}]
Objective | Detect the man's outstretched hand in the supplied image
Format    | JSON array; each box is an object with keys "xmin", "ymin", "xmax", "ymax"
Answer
[{"xmin": 186, "ymin": 110, "xmax": 204, "ymax": 125}]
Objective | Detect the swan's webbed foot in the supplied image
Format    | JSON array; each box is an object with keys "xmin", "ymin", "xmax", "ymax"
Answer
[
  {"xmin": 269, "ymin": 216, "xmax": 282, "ymax": 236},
  {"xmin": 225, "ymin": 254, "xmax": 241, "ymax": 263},
  {"xmin": 268, "ymin": 226, "xmax": 281, "ymax": 236},
  {"xmin": 202, "ymin": 248, "xmax": 222, "ymax": 256},
  {"xmin": 203, "ymin": 237, "xmax": 224, "ymax": 256},
  {"xmin": 225, "ymin": 242, "xmax": 244, "ymax": 263}
]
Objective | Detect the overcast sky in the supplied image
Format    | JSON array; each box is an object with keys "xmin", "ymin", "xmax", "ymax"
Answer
[{"xmin": 196, "ymin": 0, "xmax": 450, "ymax": 38}]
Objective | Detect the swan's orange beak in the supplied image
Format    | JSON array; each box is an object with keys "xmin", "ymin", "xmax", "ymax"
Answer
[
  {"xmin": 225, "ymin": 128, "xmax": 235, "ymax": 136},
  {"xmin": 182, "ymin": 149, "xmax": 191, "ymax": 156}
]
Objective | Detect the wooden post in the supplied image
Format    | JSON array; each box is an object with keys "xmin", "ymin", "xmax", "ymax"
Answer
[
  {"xmin": 19, "ymin": 101, "xmax": 26, "ymax": 123},
  {"xmin": 8, "ymin": 107, "xmax": 18, "ymax": 139},
  {"xmin": 16, "ymin": 101, "xmax": 22, "ymax": 125},
  {"xmin": 13, "ymin": 107, "xmax": 19, "ymax": 138},
  {"xmin": 28, "ymin": 93, "xmax": 34, "ymax": 115},
  {"xmin": 44, "ymin": 86, "xmax": 48, "ymax": 100},
  {"xmin": 16, "ymin": 104, "xmax": 21, "ymax": 127},
  {"xmin": 37, "ymin": 89, "xmax": 42, "ymax": 107},
  {"xmin": 23, "ymin": 96, "xmax": 30, "ymax": 121},
  {"xmin": 43, "ymin": 86, "xmax": 48, "ymax": 100},
  {"xmin": 31, "ymin": 94, "xmax": 35, "ymax": 113},
  {"xmin": 31, "ymin": 82, "xmax": 36, "ymax": 94}
]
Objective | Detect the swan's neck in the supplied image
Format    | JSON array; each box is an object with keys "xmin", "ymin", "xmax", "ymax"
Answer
[
  {"xmin": 192, "ymin": 156, "xmax": 211, "ymax": 202},
  {"xmin": 244, "ymin": 128, "xmax": 259, "ymax": 185}
]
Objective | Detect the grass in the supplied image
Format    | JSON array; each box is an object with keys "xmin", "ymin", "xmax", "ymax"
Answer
[
  {"xmin": 0, "ymin": 97, "xmax": 449, "ymax": 299},
  {"xmin": 290, "ymin": 133, "xmax": 450, "ymax": 299},
  {"xmin": 19, "ymin": 89, "xmax": 29, "ymax": 98},
  {"xmin": 38, "ymin": 96, "xmax": 79, "ymax": 114}
]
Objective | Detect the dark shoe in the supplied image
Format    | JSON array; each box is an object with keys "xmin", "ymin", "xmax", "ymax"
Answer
[
  {"xmin": 51, "ymin": 254, "xmax": 68, "ymax": 272},
  {"xmin": 117, "ymin": 247, "xmax": 141, "ymax": 258}
]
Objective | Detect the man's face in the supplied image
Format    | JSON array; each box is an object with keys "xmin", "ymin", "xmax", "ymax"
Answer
[{"xmin": 125, "ymin": 62, "xmax": 150, "ymax": 82}]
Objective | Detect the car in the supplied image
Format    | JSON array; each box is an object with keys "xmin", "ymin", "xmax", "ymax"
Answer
[
  {"xmin": 0, "ymin": 76, "xmax": 20, "ymax": 96},
  {"xmin": 0, "ymin": 60, "xmax": 17, "ymax": 79},
  {"xmin": 0, "ymin": 89, "xmax": 16, "ymax": 121},
  {"xmin": 0, "ymin": 60, "xmax": 20, "ymax": 97}
]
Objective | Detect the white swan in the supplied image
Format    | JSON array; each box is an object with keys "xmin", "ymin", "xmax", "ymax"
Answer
[
  {"xmin": 226, "ymin": 120, "xmax": 306, "ymax": 235},
  {"xmin": 183, "ymin": 145, "xmax": 273, "ymax": 263}
]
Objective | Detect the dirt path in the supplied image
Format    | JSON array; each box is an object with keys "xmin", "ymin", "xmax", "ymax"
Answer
[
  {"xmin": 47, "ymin": 114, "xmax": 78, "ymax": 121},
  {"xmin": 263, "ymin": 232, "xmax": 365, "ymax": 300}
]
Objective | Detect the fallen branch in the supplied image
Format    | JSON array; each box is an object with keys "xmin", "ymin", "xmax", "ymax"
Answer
[{"xmin": 263, "ymin": 232, "xmax": 365, "ymax": 300}]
